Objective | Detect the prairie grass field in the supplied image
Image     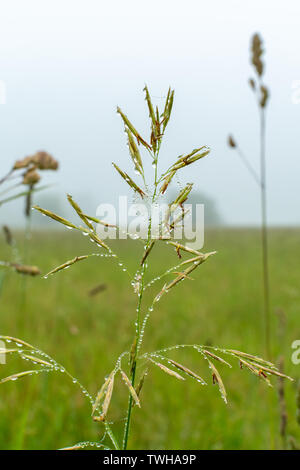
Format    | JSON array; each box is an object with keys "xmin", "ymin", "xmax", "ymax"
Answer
[{"xmin": 0, "ymin": 227, "xmax": 299, "ymax": 450}]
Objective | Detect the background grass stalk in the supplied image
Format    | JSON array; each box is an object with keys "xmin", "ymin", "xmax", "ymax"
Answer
[{"xmin": 259, "ymin": 106, "xmax": 271, "ymax": 358}]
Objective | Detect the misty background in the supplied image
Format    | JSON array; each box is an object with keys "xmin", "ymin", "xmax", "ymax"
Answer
[{"xmin": 0, "ymin": 0, "xmax": 299, "ymax": 228}]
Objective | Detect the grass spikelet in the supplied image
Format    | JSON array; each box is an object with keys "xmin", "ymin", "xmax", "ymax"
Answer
[
  {"xmin": 207, "ymin": 359, "xmax": 227, "ymax": 403},
  {"xmin": 238, "ymin": 358, "xmax": 272, "ymax": 386},
  {"xmin": 167, "ymin": 147, "xmax": 210, "ymax": 172},
  {"xmin": 0, "ymin": 371, "xmax": 38, "ymax": 384},
  {"xmin": 44, "ymin": 255, "xmax": 89, "ymax": 277},
  {"xmin": 117, "ymin": 107, "xmax": 151, "ymax": 150},
  {"xmin": 159, "ymin": 170, "xmax": 176, "ymax": 195},
  {"xmin": 112, "ymin": 163, "xmax": 145, "ymax": 198},
  {"xmin": 162, "ymin": 252, "xmax": 216, "ymax": 293},
  {"xmin": 120, "ymin": 370, "xmax": 141, "ymax": 408},
  {"xmin": 67, "ymin": 194, "xmax": 94, "ymax": 230},
  {"xmin": 162, "ymin": 88, "xmax": 174, "ymax": 132},
  {"xmin": 92, "ymin": 371, "xmax": 115, "ymax": 415},
  {"xmin": 169, "ymin": 183, "xmax": 193, "ymax": 210},
  {"xmin": 135, "ymin": 369, "xmax": 148, "ymax": 402},
  {"xmin": 33, "ymin": 205, "xmax": 78, "ymax": 229},
  {"xmin": 0, "ymin": 348, "xmax": 19, "ymax": 354},
  {"xmin": 168, "ymin": 359, "xmax": 206, "ymax": 384},
  {"xmin": 125, "ymin": 127, "xmax": 143, "ymax": 176},
  {"xmin": 88, "ymin": 232, "xmax": 109, "ymax": 250},
  {"xmin": 148, "ymin": 358, "xmax": 185, "ymax": 381},
  {"xmin": 143, "ymin": 85, "xmax": 156, "ymax": 128},
  {"xmin": 167, "ymin": 241, "xmax": 202, "ymax": 257},
  {"xmin": 246, "ymin": 361, "xmax": 293, "ymax": 381},
  {"xmin": 101, "ymin": 374, "xmax": 115, "ymax": 418},
  {"xmin": 227, "ymin": 349, "xmax": 274, "ymax": 367},
  {"xmin": 0, "ymin": 336, "xmax": 35, "ymax": 350},
  {"xmin": 203, "ymin": 350, "xmax": 232, "ymax": 368},
  {"xmin": 82, "ymin": 214, "xmax": 117, "ymax": 228},
  {"xmin": 21, "ymin": 354, "xmax": 53, "ymax": 367}
]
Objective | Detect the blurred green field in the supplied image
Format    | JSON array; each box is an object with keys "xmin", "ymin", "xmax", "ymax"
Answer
[{"xmin": 0, "ymin": 228, "xmax": 299, "ymax": 450}]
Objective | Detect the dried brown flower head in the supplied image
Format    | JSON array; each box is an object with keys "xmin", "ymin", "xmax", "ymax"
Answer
[
  {"xmin": 228, "ymin": 135, "xmax": 236, "ymax": 148},
  {"xmin": 31, "ymin": 151, "xmax": 58, "ymax": 170},
  {"xmin": 13, "ymin": 156, "xmax": 33, "ymax": 170},
  {"xmin": 251, "ymin": 33, "xmax": 264, "ymax": 76},
  {"xmin": 22, "ymin": 169, "xmax": 41, "ymax": 185}
]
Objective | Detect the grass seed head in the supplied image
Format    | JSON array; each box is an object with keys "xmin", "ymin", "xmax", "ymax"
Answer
[
  {"xmin": 251, "ymin": 33, "xmax": 264, "ymax": 76},
  {"xmin": 22, "ymin": 169, "xmax": 41, "ymax": 185}
]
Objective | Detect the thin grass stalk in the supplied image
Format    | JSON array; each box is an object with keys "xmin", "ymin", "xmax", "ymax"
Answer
[
  {"xmin": 122, "ymin": 137, "xmax": 160, "ymax": 450},
  {"xmin": 259, "ymin": 106, "xmax": 271, "ymax": 358}
]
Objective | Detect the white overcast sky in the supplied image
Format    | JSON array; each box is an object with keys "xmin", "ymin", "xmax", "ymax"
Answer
[{"xmin": 0, "ymin": 0, "xmax": 299, "ymax": 226}]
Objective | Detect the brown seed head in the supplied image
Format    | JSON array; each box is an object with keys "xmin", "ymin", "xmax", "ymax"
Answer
[
  {"xmin": 31, "ymin": 151, "xmax": 58, "ymax": 170},
  {"xmin": 22, "ymin": 169, "xmax": 41, "ymax": 185},
  {"xmin": 251, "ymin": 33, "xmax": 264, "ymax": 76},
  {"xmin": 260, "ymin": 85, "xmax": 269, "ymax": 108},
  {"xmin": 13, "ymin": 156, "xmax": 33, "ymax": 170},
  {"xmin": 228, "ymin": 135, "xmax": 236, "ymax": 148}
]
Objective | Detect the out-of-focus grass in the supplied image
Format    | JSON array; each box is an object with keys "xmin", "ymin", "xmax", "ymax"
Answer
[{"xmin": 0, "ymin": 228, "xmax": 299, "ymax": 450}]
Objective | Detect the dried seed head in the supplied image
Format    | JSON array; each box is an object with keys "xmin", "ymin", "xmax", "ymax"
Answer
[
  {"xmin": 22, "ymin": 169, "xmax": 41, "ymax": 185},
  {"xmin": 228, "ymin": 135, "xmax": 236, "ymax": 148},
  {"xmin": 251, "ymin": 33, "xmax": 264, "ymax": 76},
  {"xmin": 14, "ymin": 264, "xmax": 41, "ymax": 276},
  {"xmin": 249, "ymin": 78, "xmax": 256, "ymax": 90},
  {"xmin": 31, "ymin": 151, "xmax": 58, "ymax": 170},
  {"xmin": 13, "ymin": 156, "xmax": 33, "ymax": 170},
  {"xmin": 260, "ymin": 85, "xmax": 269, "ymax": 108},
  {"xmin": 13, "ymin": 152, "xmax": 58, "ymax": 171}
]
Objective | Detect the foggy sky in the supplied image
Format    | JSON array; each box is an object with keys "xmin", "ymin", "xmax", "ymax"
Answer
[{"xmin": 0, "ymin": 0, "xmax": 299, "ymax": 227}]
